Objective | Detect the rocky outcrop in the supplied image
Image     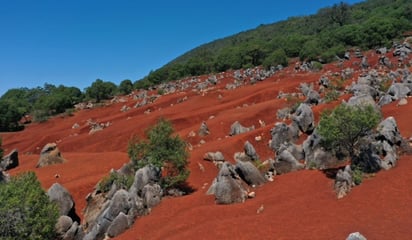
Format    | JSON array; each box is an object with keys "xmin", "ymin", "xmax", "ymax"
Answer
[
  {"xmin": 334, "ymin": 165, "xmax": 354, "ymax": 199},
  {"xmin": 292, "ymin": 103, "xmax": 314, "ymax": 134},
  {"xmin": 83, "ymin": 165, "xmax": 162, "ymax": 239},
  {"xmin": 0, "ymin": 149, "xmax": 18, "ymax": 171},
  {"xmin": 269, "ymin": 122, "xmax": 299, "ymax": 153},
  {"xmin": 229, "ymin": 121, "xmax": 255, "ymax": 136},
  {"xmin": 235, "ymin": 160, "xmax": 266, "ymax": 187},
  {"xmin": 36, "ymin": 143, "xmax": 65, "ymax": 168},
  {"xmin": 207, "ymin": 162, "xmax": 248, "ymax": 204},
  {"xmin": 48, "ymin": 183, "xmax": 83, "ymax": 240}
]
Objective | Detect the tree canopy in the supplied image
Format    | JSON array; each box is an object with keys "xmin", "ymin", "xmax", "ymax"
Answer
[{"xmin": 0, "ymin": 172, "xmax": 59, "ymax": 239}]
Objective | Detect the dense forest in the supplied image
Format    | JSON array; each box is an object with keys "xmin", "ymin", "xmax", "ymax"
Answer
[
  {"xmin": 1, "ymin": 0, "xmax": 412, "ymax": 131},
  {"xmin": 137, "ymin": 0, "xmax": 412, "ymax": 88}
]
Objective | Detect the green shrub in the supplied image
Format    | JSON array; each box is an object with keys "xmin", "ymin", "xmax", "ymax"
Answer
[
  {"xmin": 352, "ymin": 166, "xmax": 363, "ymax": 185},
  {"xmin": 0, "ymin": 172, "xmax": 59, "ymax": 239},
  {"xmin": 128, "ymin": 118, "xmax": 189, "ymax": 189},
  {"xmin": 97, "ymin": 171, "xmax": 134, "ymax": 193},
  {"xmin": 324, "ymin": 89, "xmax": 340, "ymax": 103},
  {"xmin": 318, "ymin": 104, "xmax": 381, "ymax": 158}
]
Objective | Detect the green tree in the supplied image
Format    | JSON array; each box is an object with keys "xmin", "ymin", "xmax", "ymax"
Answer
[
  {"xmin": 0, "ymin": 172, "xmax": 59, "ymax": 239},
  {"xmin": 128, "ymin": 118, "xmax": 189, "ymax": 189},
  {"xmin": 262, "ymin": 48, "xmax": 288, "ymax": 69},
  {"xmin": 85, "ymin": 79, "xmax": 117, "ymax": 102},
  {"xmin": 317, "ymin": 104, "xmax": 381, "ymax": 158},
  {"xmin": 118, "ymin": 79, "xmax": 134, "ymax": 95}
]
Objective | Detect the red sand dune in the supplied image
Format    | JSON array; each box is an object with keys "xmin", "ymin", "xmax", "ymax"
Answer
[{"xmin": 2, "ymin": 52, "xmax": 412, "ymax": 239}]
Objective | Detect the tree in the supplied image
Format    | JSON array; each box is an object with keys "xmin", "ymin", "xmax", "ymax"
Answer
[
  {"xmin": 0, "ymin": 172, "xmax": 59, "ymax": 239},
  {"xmin": 128, "ymin": 118, "xmax": 189, "ymax": 189},
  {"xmin": 317, "ymin": 104, "xmax": 381, "ymax": 158},
  {"xmin": 85, "ymin": 79, "xmax": 117, "ymax": 102},
  {"xmin": 118, "ymin": 79, "xmax": 133, "ymax": 95}
]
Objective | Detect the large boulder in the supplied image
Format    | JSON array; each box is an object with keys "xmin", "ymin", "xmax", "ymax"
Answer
[
  {"xmin": 141, "ymin": 183, "xmax": 163, "ymax": 209},
  {"xmin": 292, "ymin": 103, "xmax": 314, "ymax": 134},
  {"xmin": 0, "ymin": 149, "xmax": 19, "ymax": 170},
  {"xmin": 346, "ymin": 94, "xmax": 376, "ymax": 107},
  {"xmin": 229, "ymin": 121, "xmax": 255, "ymax": 136},
  {"xmin": 203, "ymin": 151, "xmax": 225, "ymax": 162},
  {"xmin": 47, "ymin": 183, "xmax": 80, "ymax": 222},
  {"xmin": 376, "ymin": 116, "xmax": 402, "ymax": 146},
  {"xmin": 129, "ymin": 165, "xmax": 161, "ymax": 197},
  {"xmin": 244, "ymin": 141, "xmax": 259, "ymax": 161},
  {"xmin": 36, "ymin": 143, "xmax": 65, "ymax": 168},
  {"xmin": 269, "ymin": 122, "xmax": 299, "ymax": 153},
  {"xmin": 207, "ymin": 162, "xmax": 248, "ymax": 204},
  {"xmin": 106, "ymin": 212, "xmax": 129, "ymax": 238},
  {"xmin": 235, "ymin": 160, "xmax": 266, "ymax": 187},
  {"xmin": 274, "ymin": 149, "xmax": 304, "ymax": 174},
  {"xmin": 387, "ymin": 83, "xmax": 411, "ymax": 100}
]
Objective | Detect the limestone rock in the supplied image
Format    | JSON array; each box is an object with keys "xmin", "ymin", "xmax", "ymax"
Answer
[{"xmin": 36, "ymin": 143, "xmax": 65, "ymax": 168}]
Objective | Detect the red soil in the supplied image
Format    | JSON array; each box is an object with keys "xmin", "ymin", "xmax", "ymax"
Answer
[{"xmin": 2, "ymin": 52, "xmax": 412, "ymax": 239}]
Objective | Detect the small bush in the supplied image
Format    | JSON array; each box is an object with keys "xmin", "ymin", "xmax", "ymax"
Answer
[
  {"xmin": 97, "ymin": 171, "xmax": 134, "ymax": 193},
  {"xmin": 0, "ymin": 172, "xmax": 59, "ymax": 239},
  {"xmin": 128, "ymin": 118, "xmax": 190, "ymax": 189},
  {"xmin": 352, "ymin": 166, "xmax": 363, "ymax": 185},
  {"xmin": 324, "ymin": 89, "xmax": 340, "ymax": 103}
]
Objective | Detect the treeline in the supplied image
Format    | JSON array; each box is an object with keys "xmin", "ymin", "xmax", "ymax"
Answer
[
  {"xmin": 138, "ymin": 0, "xmax": 412, "ymax": 87},
  {"xmin": 0, "ymin": 79, "xmax": 137, "ymax": 131}
]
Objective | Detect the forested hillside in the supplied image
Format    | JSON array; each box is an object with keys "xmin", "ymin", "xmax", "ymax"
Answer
[
  {"xmin": 1, "ymin": 0, "xmax": 411, "ymax": 132},
  {"xmin": 137, "ymin": 0, "xmax": 412, "ymax": 87}
]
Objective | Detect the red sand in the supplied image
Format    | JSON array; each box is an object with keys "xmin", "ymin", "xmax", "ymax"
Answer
[{"xmin": 2, "ymin": 53, "xmax": 412, "ymax": 239}]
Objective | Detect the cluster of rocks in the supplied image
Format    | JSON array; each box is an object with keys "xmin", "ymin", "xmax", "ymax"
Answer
[
  {"xmin": 49, "ymin": 183, "xmax": 83, "ymax": 240},
  {"xmin": 205, "ymin": 140, "xmax": 266, "ymax": 204},
  {"xmin": 87, "ymin": 119, "xmax": 112, "ymax": 135}
]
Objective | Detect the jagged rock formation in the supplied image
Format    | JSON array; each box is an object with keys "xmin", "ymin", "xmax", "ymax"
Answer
[
  {"xmin": 36, "ymin": 143, "xmax": 65, "ymax": 168},
  {"xmin": 0, "ymin": 149, "xmax": 18, "ymax": 171},
  {"xmin": 229, "ymin": 121, "xmax": 255, "ymax": 136},
  {"xmin": 334, "ymin": 165, "xmax": 354, "ymax": 199}
]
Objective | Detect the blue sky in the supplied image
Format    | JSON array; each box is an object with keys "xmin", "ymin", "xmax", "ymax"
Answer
[{"xmin": 0, "ymin": 0, "xmax": 364, "ymax": 96}]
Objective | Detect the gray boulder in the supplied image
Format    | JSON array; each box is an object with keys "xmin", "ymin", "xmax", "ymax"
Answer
[
  {"xmin": 203, "ymin": 151, "xmax": 225, "ymax": 162},
  {"xmin": 198, "ymin": 121, "xmax": 210, "ymax": 137},
  {"xmin": 142, "ymin": 183, "xmax": 162, "ymax": 209},
  {"xmin": 387, "ymin": 83, "xmax": 410, "ymax": 100},
  {"xmin": 376, "ymin": 117, "xmax": 402, "ymax": 146},
  {"xmin": 275, "ymin": 149, "xmax": 304, "ymax": 174},
  {"xmin": 334, "ymin": 165, "xmax": 354, "ymax": 199},
  {"xmin": 270, "ymin": 122, "xmax": 299, "ymax": 153},
  {"xmin": 106, "ymin": 212, "xmax": 129, "ymax": 238},
  {"xmin": 129, "ymin": 165, "xmax": 161, "ymax": 197},
  {"xmin": 56, "ymin": 215, "xmax": 73, "ymax": 237},
  {"xmin": 378, "ymin": 94, "xmax": 393, "ymax": 106},
  {"xmin": 104, "ymin": 189, "xmax": 132, "ymax": 221},
  {"xmin": 47, "ymin": 183, "xmax": 79, "ymax": 221},
  {"xmin": 346, "ymin": 232, "xmax": 367, "ymax": 240},
  {"xmin": 347, "ymin": 94, "xmax": 376, "ymax": 107},
  {"xmin": 36, "ymin": 143, "xmax": 65, "ymax": 168},
  {"xmin": 235, "ymin": 160, "xmax": 266, "ymax": 187},
  {"xmin": 229, "ymin": 121, "xmax": 255, "ymax": 136},
  {"xmin": 361, "ymin": 56, "xmax": 369, "ymax": 69},
  {"xmin": 0, "ymin": 149, "xmax": 18, "ymax": 170},
  {"xmin": 208, "ymin": 162, "xmax": 247, "ymax": 204},
  {"xmin": 244, "ymin": 141, "xmax": 259, "ymax": 161},
  {"xmin": 292, "ymin": 103, "xmax": 314, "ymax": 133}
]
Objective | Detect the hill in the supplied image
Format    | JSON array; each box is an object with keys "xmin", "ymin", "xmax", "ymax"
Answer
[
  {"xmin": 138, "ymin": 0, "xmax": 412, "ymax": 87},
  {"xmin": 2, "ymin": 43, "xmax": 412, "ymax": 238}
]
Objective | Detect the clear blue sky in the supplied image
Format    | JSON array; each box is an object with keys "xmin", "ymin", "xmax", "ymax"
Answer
[{"xmin": 0, "ymin": 0, "xmax": 364, "ymax": 96}]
